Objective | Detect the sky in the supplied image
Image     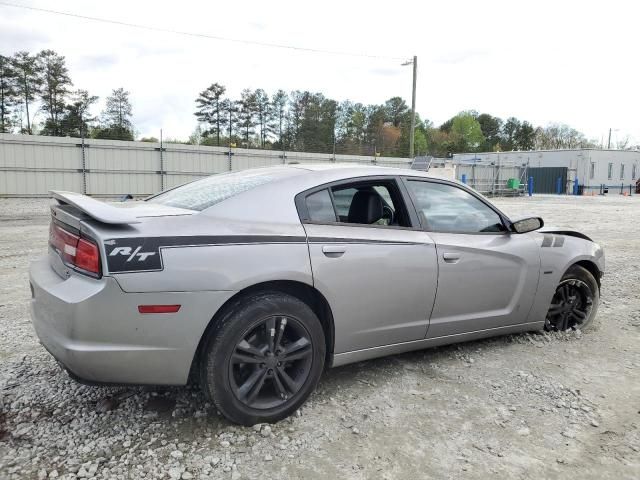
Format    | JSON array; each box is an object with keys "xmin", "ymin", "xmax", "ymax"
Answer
[{"xmin": 1, "ymin": 0, "xmax": 638, "ymax": 146}]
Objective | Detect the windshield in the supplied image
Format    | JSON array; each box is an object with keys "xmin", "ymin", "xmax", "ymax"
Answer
[{"xmin": 147, "ymin": 168, "xmax": 297, "ymax": 211}]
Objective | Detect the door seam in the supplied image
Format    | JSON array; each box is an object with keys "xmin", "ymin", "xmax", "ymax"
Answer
[{"xmin": 425, "ymin": 240, "xmax": 439, "ymax": 339}]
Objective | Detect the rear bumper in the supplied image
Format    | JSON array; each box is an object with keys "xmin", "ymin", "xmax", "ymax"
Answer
[{"xmin": 29, "ymin": 256, "xmax": 234, "ymax": 385}]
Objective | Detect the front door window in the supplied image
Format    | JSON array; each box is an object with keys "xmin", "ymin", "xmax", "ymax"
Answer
[{"xmin": 406, "ymin": 180, "xmax": 506, "ymax": 233}]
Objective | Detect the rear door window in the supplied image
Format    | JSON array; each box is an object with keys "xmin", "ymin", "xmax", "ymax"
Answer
[
  {"xmin": 331, "ymin": 188, "xmax": 357, "ymax": 220},
  {"xmin": 300, "ymin": 179, "xmax": 412, "ymax": 228},
  {"xmin": 305, "ymin": 189, "xmax": 337, "ymax": 222}
]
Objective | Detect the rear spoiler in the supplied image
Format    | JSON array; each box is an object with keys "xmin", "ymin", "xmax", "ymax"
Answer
[{"xmin": 50, "ymin": 191, "xmax": 141, "ymax": 224}]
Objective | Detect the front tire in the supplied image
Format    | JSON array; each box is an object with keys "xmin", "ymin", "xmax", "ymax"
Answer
[
  {"xmin": 200, "ymin": 292, "xmax": 325, "ymax": 426},
  {"xmin": 544, "ymin": 265, "xmax": 599, "ymax": 332}
]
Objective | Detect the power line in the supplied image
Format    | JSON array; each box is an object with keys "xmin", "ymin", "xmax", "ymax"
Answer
[{"xmin": 0, "ymin": 1, "xmax": 406, "ymax": 61}]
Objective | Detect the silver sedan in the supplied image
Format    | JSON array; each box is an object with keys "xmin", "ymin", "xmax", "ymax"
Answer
[{"xmin": 30, "ymin": 165, "xmax": 604, "ymax": 425}]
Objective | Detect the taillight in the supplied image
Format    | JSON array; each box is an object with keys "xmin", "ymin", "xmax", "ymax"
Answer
[
  {"xmin": 49, "ymin": 223, "xmax": 78, "ymax": 264},
  {"xmin": 75, "ymin": 238, "xmax": 100, "ymax": 274},
  {"xmin": 49, "ymin": 223, "xmax": 101, "ymax": 277}
]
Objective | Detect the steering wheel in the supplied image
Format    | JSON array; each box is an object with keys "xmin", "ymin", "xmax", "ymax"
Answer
[{"xmin": 382, "ymin": 205, "xmax": 395, "ymax": 225}]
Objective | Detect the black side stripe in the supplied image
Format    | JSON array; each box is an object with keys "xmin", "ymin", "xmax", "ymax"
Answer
[
  {"xmin": 104, "ymin": 235, "xmax": 419, "ymax": 249},
  {"xmin": 105, "ymin": 235, "xmax": 307, "ymax": 248},
  {"xmin": 105, "ymin": 235, "xmax": 306, "ymax": 273},
  {"xmin": 105, "ymin": 235, "xmax": 422, "ymax": 273}
]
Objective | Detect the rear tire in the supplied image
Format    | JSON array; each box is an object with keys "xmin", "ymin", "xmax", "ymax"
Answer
[
  {"xmin": 544, "ymin": 265, "xmax": 599, "ymax": 332},
  {"xmin": 200, "ymin": 292, "xmax": 325, "ymax": 426}
]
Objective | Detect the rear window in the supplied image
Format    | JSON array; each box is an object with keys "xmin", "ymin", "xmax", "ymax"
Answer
[{"xmin": 147, "ymin": 169, "xmax": 295, "ymax": 211}]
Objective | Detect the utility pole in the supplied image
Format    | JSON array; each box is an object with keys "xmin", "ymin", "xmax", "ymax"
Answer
[
  {"xmin": 160, "ymin": 128, "xmax": 164, "ymax": 191},
  {"xmin": 80, "ymin": 122, "xmax": 86, "ymax": 195},
  {"xmin": 402, "ymin": 56, "xmax": 418, "ymax": 158},
  {"xmin": 332, "ymin": 129, "xmax": 337, "ymax": 161},
  {"xmin": 607, "ymin": 128, "xmax": 612, "ymax": 149},
  {"xmin": 410, "ymin": 55, "xmax": 417, "ymax": 159},
  {"xmin": 228, "ymin": 105, "xmax": 234, "ymax": 170}
]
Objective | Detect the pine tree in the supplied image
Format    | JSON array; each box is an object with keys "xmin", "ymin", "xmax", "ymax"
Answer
[
  {"xmin": 93, "ymin": 88, "xmax": 134, "ymax": 140},
  {"xmin": 0, "ymin": 55, "xmax": 18, "ymax": 133},
  {"xmin": 271, "ymin": 90, "xmax": 288, "ymax": 148},
  {"xmin": 253, "ymin": 89, "xmax": 272, "ymax": 147},
  {"xmin": 12, "ymin": 51, "xmax": 41, "ymax": 134},
  {"xmin": 221, "ymin": 99, "xmax": 238, "ymax": 146},
  {"xmin": 38, "ymin": 50, "xmax": 72, "ymax": 136},
  {"xmin": 60, "ymin": 89, "xmax": 98, "ymax": 137},
  {"xmin": 237, "ymin": 89, "xmax": 257, "ymax": 147},
  {"xmin": 194, "ymin": 83, "xmax": 227, "ymax": 146}
]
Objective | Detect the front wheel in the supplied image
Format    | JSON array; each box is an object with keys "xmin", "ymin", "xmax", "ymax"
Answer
[
  {"xmin": 200, "ymin": 292, "xmax": 325, "ymax": 426},
  {"xmin": 545, "ymin": 265, "xmax": 599, "ymax": 332}
]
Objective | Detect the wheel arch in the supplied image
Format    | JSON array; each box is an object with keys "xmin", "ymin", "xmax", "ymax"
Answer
[
  {"xmin": 567, "ymin": 259, "xmax": 602, "ymax": 290},
  {"xmin": 190, "ymin": 280, "xmax": 336, "ymax": 381}
]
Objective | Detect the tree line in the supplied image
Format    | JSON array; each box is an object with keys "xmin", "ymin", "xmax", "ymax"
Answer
[
  {"xmin": 1, "ymin": 48, "xmax": 620, "ymax": 156},
  {"xmin": 192, "ymin": 84, "xmax": 606, "ymax": 156},
  {"xmin": 192, "ymin": 84, "xmax": 421, "ymax": 156},
  {"xmin": 0, "ymin": 50, "xmax": 134, "ymax": 140}
]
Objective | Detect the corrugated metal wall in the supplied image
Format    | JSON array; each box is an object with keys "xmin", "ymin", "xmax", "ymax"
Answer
[
  {"xmin": 0, "ymin": 134, "xmax": 412, "ymax": 197},
  {"xmin": 0, "ymin": 135, "xmax": 84, "ymax": 195},
  {"xmin": 528, "ymin": 167, "xmax": 568, "ymax": 194}
]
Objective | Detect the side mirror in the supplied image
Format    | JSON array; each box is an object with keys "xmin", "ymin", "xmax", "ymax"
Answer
[{"xmin": 511, "ymin": 217, "xmax": 544, "ymax": 234}]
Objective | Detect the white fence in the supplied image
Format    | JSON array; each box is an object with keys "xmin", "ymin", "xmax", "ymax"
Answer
[{"xmin": 0, "ymin": 133, "xmax": 413, "ymax": 197}]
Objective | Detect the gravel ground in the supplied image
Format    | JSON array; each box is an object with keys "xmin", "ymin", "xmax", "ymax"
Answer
[{"xmin": 0, "ymin": 195, "xmax": 639, "ymax": 480}]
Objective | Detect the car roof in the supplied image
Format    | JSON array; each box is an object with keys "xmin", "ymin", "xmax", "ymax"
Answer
[
  {"xmin": 260, "ymin": 163, "xmax": 455, "ymax": 182},
  {"xmin": 195, "ymin": 163, "xmax": 463, "ymax": 223}
]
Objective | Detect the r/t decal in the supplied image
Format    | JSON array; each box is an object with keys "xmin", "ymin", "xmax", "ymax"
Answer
[{"xmin": 109, "ymin": 246, "xmax": 156, "ymax": 262}]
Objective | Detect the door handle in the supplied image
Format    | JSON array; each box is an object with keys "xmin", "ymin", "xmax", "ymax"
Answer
[
  {"xmin": 442, "ymin": 252, "xmax": 461, "ymax": 263},
  {"xmin": 322, "ymin": 245, "xmax": 346, "ymax": 257}
]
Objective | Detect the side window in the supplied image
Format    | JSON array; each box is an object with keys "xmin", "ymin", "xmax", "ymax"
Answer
[
  {"xmin": 305, "ymin": 189, "xmax": 336, "ymax": 222},
  {"xmin": 407, "ymin": 181, "xmax": 505, "ymax": 233},
  {"xmin": 331, "ymin": 182, "xmax": 409, "ymax": 227},
  {"xmin": 332, "ymin": 188, "xmax": 357, "ymax": 219},
  {"xmin": 301, "ymin": 180, "xmax": 411, "ymax": 228}
]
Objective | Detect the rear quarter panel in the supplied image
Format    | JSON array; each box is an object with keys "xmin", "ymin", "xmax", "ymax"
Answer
[{"xmin": 78, "ymin": 213, "xmax": 314, "ymax": 384}]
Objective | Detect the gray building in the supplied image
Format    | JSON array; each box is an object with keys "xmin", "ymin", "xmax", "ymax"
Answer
[{"xmin": 453, "ymin": 149, "xmax": 640, "ymax": 194}]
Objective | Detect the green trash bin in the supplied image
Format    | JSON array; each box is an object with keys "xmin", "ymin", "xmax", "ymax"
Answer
[{"xmin": 506, "ymin": 178, "xmax": 520, "ymax": 189}]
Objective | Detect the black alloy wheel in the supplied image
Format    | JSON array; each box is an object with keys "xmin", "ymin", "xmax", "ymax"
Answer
[
  {"xmin": 229, "ymin": 315, "xmax": 313, "ymax": 409},
  {"xmin": 545, "ymin": 265, "xmax": 599, "ymax": 332},
  {"xmin": 200, "ymin": 292, "xmax": 325, "ymax": 426}
]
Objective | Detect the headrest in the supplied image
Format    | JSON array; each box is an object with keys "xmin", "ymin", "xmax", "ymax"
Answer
[{"xmin": 347, "ymin": 190, "xmax": 383, "ymax": 224}]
